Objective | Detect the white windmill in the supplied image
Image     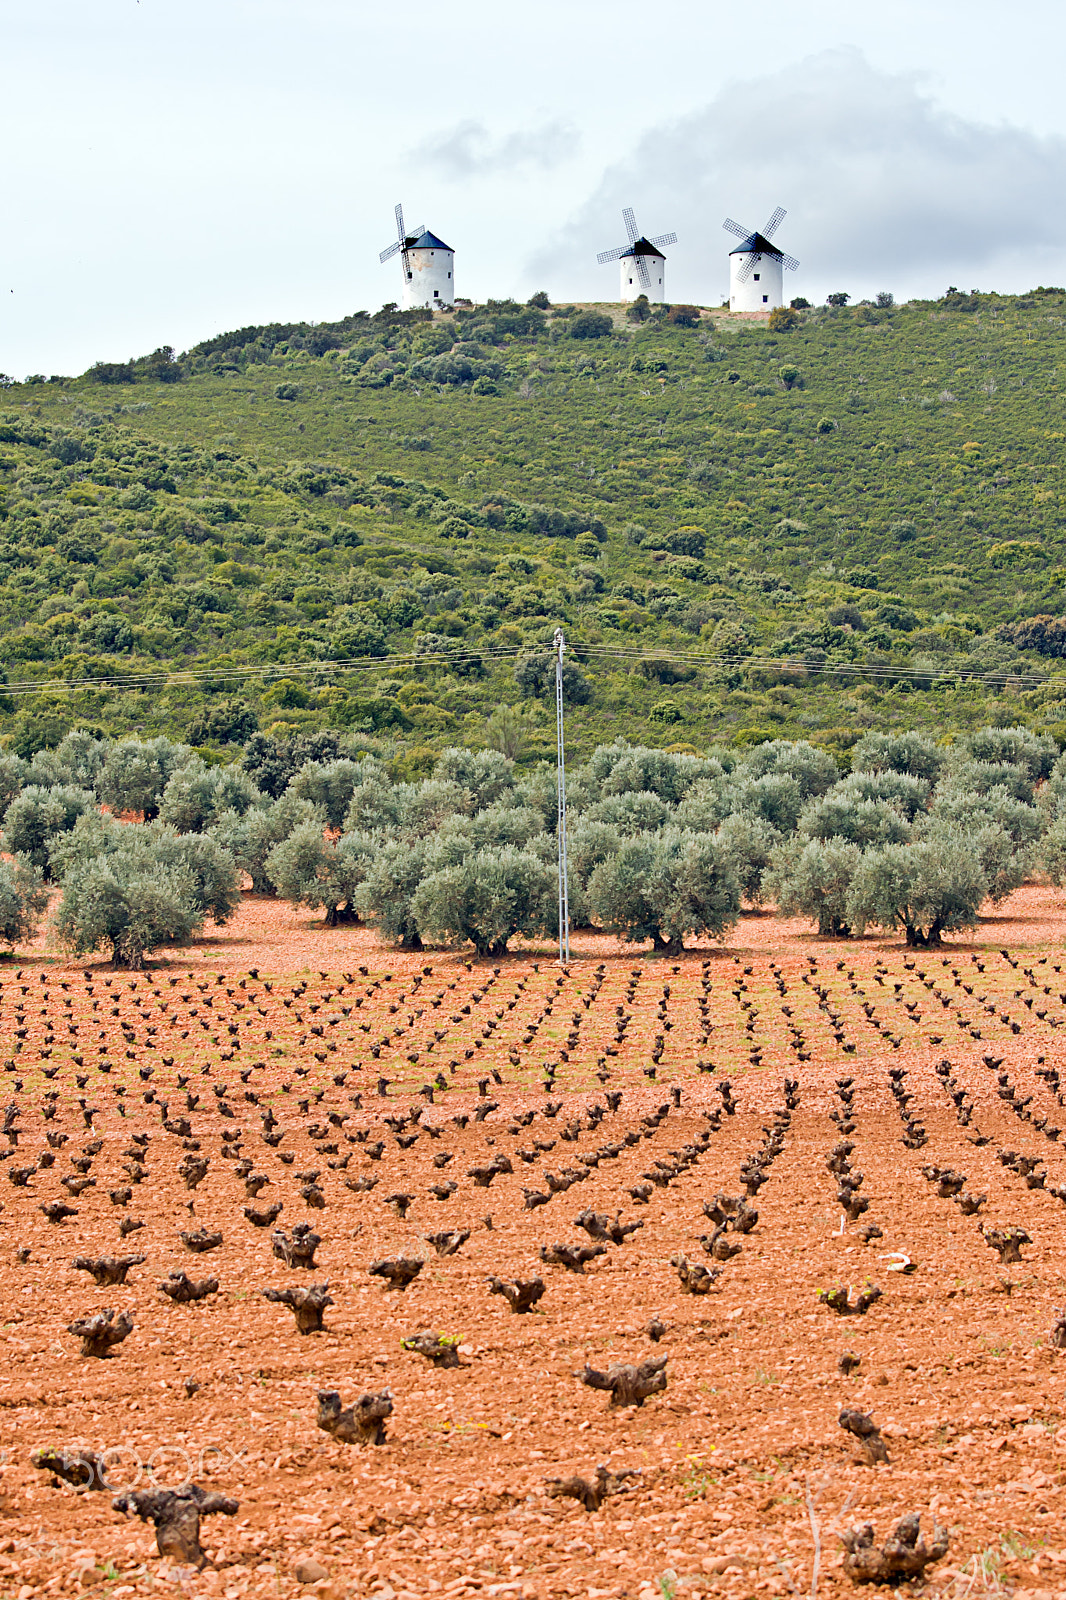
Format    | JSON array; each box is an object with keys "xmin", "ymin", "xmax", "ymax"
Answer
[
  {"xmin": 722, "ymin": 208, "xmax": 799, "ymax": 313},
  {"xmin": 379, "ymin": 202, "xmax": 455, "ymax": 311},
  {"xmin": 597, "ymin": 207, "xmax": 677, "ymax": 305}
]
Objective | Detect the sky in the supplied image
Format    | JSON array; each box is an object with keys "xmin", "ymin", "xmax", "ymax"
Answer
[{"xmin": 2, "ymin": 0, "xmax": 1065, "ymax": 377}]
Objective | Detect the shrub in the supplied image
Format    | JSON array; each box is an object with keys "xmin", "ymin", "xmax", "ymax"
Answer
[
  {"xmin": 527, "ymin": 291, "xmax": 550, "ymax": 310},
  {"xmin": 411, "ymin": 845, "xmax": 556, "ymax": 955},
  {"xmin": 569, "ymin": 311, "xmax": 613, "ymax": 340},
  {"xmin": 626, "ymin": 296, "xmax": 652, "ymax": 323},
  {"xmin": 768, "ymin": 306, "xmax": 799, "ymax": 332},
  {"xmin": 666, "ymin": 305, "xmax": 701, "ymax": 327}
]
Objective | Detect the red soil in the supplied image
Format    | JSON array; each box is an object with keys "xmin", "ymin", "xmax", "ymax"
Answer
[{"xmin": 1, "ymin": 889, "xmax": 1065, "ymax": 1599}]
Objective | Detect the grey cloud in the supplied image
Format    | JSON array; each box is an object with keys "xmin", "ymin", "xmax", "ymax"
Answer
[
  {"xmin": 534, "ymin": 50, "xmax": 1066, "ymax": 300},
  {"xmin": 410, "ymin": 118, "xmax": 579, "ymax": 177}
]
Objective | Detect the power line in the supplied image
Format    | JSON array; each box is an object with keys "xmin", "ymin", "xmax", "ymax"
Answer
[{"xmin": 0, "ymin": 640, "xmax": 1061, "ymax": 701}]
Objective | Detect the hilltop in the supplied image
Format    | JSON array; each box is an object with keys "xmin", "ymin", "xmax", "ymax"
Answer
[{"xmin": 3, "ymin": 286, "xmax": 1066, "ymax": 768}]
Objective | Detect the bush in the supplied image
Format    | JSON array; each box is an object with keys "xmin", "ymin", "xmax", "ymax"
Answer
[
  {"xmin": 569, "ymin": 311, "xmax": 613, "ymax": 340},
  {"xmin": 411, "ymin": 845, "xmax": 556, "ymax": 955},
  {"xmin": 626, "ymin": 296, "xmax": 652, "ymax": 323},
  {"xmin": 527, "ymin": 291, "xmax": 550, "ymax": 310},
  {"xmin": 768, "ymin": 306, "xmax": 799, "ymax": 332},
  {"xmin": 187, "ymin": 699, "xmax": 259, "ymax": 747},
  {"xmin": 514, "ymin": 650, "xmax": 590, "ymax": 703},
  {"xmin": 666, "ymin": 305, "xmax": 701, "ymax": 327},
  {"xmin": 0, "ymin": 858, "xmax": 48, "ymax": 945},
  {"xmin": 587, "ymin": 829, "xmax": 740, "ymax": 954}
]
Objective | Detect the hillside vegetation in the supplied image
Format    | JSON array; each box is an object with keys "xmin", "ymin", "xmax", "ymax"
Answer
[{"xmin": 3, "ymin": 287, "xmax": 1066, "ymax": 767}]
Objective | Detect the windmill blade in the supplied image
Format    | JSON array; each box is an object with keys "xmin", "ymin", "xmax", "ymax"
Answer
[
  {"xmin": 395, "ymin": 203, "xmax": 406, "ymax": 247},
  {"xmin": 407, "ymin": 225, "xmax": 425, "ymax": 241},
  {"xmin": 622, "ymin": 207, "xmax": 639, "ymax": 245},
  {"xmin": 379, "ymin": 241, "xmax": 402, "ymax": 264},
  {"xmin": 780, "ymin": 252, "xmax": 800, "ymax": 273},
  {"xmin": 636, "ymin": 254, "xmax": 651, "ymax": 289},
  {"xmin": 762, "ymin": 206, "xmax": 786, "ymax": 239},
  {"xmin": 648, "ymin": 232, "xmax": 677, "ymax": 248},
  {"xmin": 736, "ymin": 253, "xmax": 762, "ymax": 282},
  {"xmin": 596, "ymin": 245, "xmax": 628, "ymax": 264},
  {"xmin": 722, "ymin": 217, "xmax": 751, "ymax": 241}
]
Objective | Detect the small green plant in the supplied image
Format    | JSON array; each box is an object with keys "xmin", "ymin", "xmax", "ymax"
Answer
[{"xmin": 658, "ymin": 1572, "xmax": 678, "ymax": 1600}]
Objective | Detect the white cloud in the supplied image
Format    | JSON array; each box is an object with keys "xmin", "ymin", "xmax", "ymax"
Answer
[
  {"xmin": 533, "ymin": 49, "xmax": 1066, "ymax": 303},
  {"xmin": 410, "ymin": 118, "xmax": 580, "ymax": 177}
]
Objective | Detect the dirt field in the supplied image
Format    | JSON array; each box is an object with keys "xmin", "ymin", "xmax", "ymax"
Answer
[{"xmin": 3, "ymin": 890, "xmax": 1066, "ymax": 1600}]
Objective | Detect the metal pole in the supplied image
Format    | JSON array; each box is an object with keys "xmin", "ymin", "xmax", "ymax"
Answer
[{"xmin": 554, "ymin": 626, "xmax": 570, "ymax": 967}]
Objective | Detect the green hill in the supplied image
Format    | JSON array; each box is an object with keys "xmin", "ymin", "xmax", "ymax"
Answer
[{"xmin": 4, "ymin": 286, "xmax": 1066, "ymax": 770}]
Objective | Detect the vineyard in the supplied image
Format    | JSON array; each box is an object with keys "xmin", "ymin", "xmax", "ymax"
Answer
[{"xmin": 2, "ymin": 894, "xmax": 1066, "ymax": 1599}]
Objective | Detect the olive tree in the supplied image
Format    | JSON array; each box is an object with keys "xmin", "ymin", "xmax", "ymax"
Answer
[
  {"xmin": 267, "ymin": 823, "xmax": 377, "ymax": 924},
  {"xmin": 159, "ymin": 757, "xmax": 262, "ymax": 834},
  {"xmin": 0, "ymin": 859, "xmax": 49, "ymax": 946},
  {"xmin": 715, "ymin": 812, "xmax": 779, "ymax": 906},
  {"xmin": 410, "ymin": 845, "xmax": 555, "ymax": 956},
  {"xmin": 964, "ymin": 725, "xmax": 1057, "ymax": 782},
  {"xmin": 356, "ymin": 839, "xmax": 431, "ymax": 948},
  {"xmin": 288, "ymin": 759, "xmax": 368, "ymax": 831},
  {"xmin": 798, "ymin": 793, "xmax": 911, "ymax": 849},
  {"xmin": 736, "ymin": 739, "xmax": 839, "ymax": 799},
  {"xmin": 2, "ymin": 784, "xmax": 97, "ymax": 878},
  {"xmin": 851, "ymin": 730, "xmax": 945, "ymax": 784},
  {"xmin": 53, "ymin": 837, "xmax": 203, "ymax": 969},
  {"xmin": 845, "ymin": 833, "xmax": 987, "ymax": 947},
  {"xmin": 209, "ymin": 792, "xmax": 319, "ymax": 895},
  {"xmin": 432, "ymin": 747, "xmax": 515, "ymax": 809},
  {"xmin": 96, "ymin": 737, "xmax": 191, "ymax": 820},
  {"xmin": 764, "ymin": 838, "xmax": 862, "ymax": 936},
  {"xmin": 588, "ymin": 829, "xmax": 740, "ymax": 954}
]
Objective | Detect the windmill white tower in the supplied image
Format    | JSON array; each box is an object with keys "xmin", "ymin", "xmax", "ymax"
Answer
[
  {"xmin": 722, "ymin": 208, "xmax": 799, "ymax": 313},
  {"xmin": 597, "ymin": 207, "xmax": 677, "ymax": 304},
  {"xmin": 379, "ymin": 202, "xmax": 455, "ymax": 311}
]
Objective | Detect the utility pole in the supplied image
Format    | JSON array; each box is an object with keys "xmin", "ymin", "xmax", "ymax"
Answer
[{"xmin": 553, "ymin": 626, "xmax": 570, "ymax": 967}]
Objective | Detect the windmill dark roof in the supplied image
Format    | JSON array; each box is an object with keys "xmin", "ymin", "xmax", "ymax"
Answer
[
  {"xmin": 729, "ymin": 231, "xmax": 783, "ymax": 257},
  {"xmin": 621, "ymin": 236, "xmax": 666, "ymax": 259},
  {"xmin": 409, "ymin": 230, "xmax": 453, "ymax": 252}
]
